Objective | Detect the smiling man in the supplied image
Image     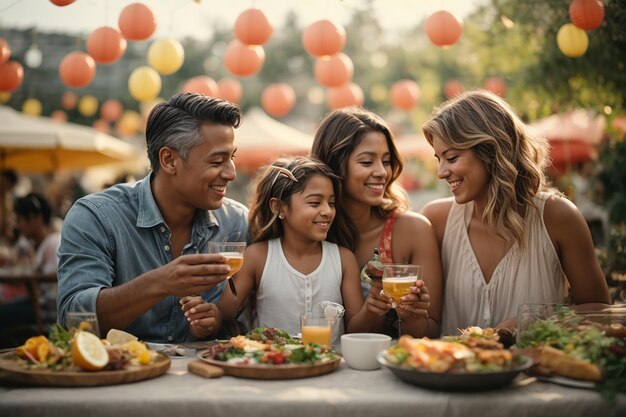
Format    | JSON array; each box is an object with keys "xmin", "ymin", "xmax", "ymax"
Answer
[{"xmin": 57, "ymin": 93, "xmax": 248, "ymax": 343}]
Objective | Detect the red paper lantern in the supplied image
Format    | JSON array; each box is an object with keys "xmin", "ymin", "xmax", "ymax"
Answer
[
  {"xmin": 390, "ymin": 80, "xmax": 420, "ymax": 110},
  {"xmin": 182, "ymin": 76, "xmax": 218, "ymax": 97},
  {"xmin": 61, "ymin": 91, "xmax": 78, "ymax": 110},
  {"xmin": 100, "ymin": 99, "xmax": 124, "ymax": 122},
  {"xmin": 444, "ymin": 79, "xmax": 465, "ymax": 99},
  {"xmin": 302, "ymin": 20, "xmax": 346, "ymax": 57},
  {"xmin": 50, "ymin": 110, "xmax": 68, "ymax": 122},
  {"xmin": 327, "ymin": 83, "xmax": 364, "ymax": 110},
  {"xmin": 235, "ymin": 8, "xmax": 273, "ymax": 46},
  {"xmin": 87, "ymin": 27, "xmax": 127, "ymax": 64},
  {"xmin": 261, "ymin": 83, "xmax": 296, "ymax": 117},
  {"xmin": 217, "ymin": 78, "xmax": 243, "ymax": 103},
  {"xmin": 0, "ymin": 38, "xmax": 10, "ymax": 64},
  {"xmin": 49, "ymin": 0, "xmax": 76, "ymax": 6},
  {"xmin": 0, "ymin": 60, "xmax": 24, "ymax": 92},
  {"xmin": 569, "ymin": 0, "xmax": 605, "ymax": 31},
  {"xmin": 424, "ymin": 10, "xmax": 463, "ymax": 47},
  {"xmin": 118, "ymin": 2, "xmax": 157, "ymax": 41},
  {"xmin": 59, "ymin": 51, "xmax": 96, "ymax": 88},
  {"xmin": 483, "ymin": 77, "xmax": 506, "ymax": 97},
  {"xmin": 314, "ymin": 53, "xmax": 354, "ymax": 88},
  {"xmin": 224, "ymin": 40, "xmax": 265, "ymax": 77}
]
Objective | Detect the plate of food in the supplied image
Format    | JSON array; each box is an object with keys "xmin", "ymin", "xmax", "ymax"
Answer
[
  {"xmin": 378, "ymin": 327, "xmax": 532, "ymax": 391},
  {"xmin": 197, "ymin": 327, "xmax": 341, "ymax": 379},
  {"xmin": 0, "ymin": 325, "xmax": 171, "ymax": 387}
]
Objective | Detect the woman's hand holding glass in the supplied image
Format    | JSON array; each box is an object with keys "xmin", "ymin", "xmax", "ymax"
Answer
[{"xmin": 379, "ymin": 264, "xmax": 425, "ymax": 338}]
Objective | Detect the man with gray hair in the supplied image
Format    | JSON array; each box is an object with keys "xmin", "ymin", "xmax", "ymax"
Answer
[{"xmin": 57, "ymin": 93, "xmax": 248, "ymax": 343}]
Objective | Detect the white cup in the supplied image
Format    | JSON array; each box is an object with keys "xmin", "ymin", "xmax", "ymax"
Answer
[{"xmin": 341, "ymin": 333, "xmax": 392, "ymax": 371}]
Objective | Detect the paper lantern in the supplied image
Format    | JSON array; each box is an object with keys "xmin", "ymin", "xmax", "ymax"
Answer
[
  {"xmin": 51, "ymin": 110, "xmax": 68, "ymax": 122},
  {"xmin": 217, "ymin": 78, "xmax": 242, "ymax": 103},
  {"xmin": 444, "ymin": 79, "xmax": 465, "ymax": 99},
  {"xmin": 424, "ymin": 11, "xmax": 463, "ymax": 47},
  {"xmin": 570, "ymin": 0, "xmax": 605, "ymax": 31},
  {"xmin": 118, "ymin": 2, "xmax": 157, "ymax": 41},
  {"xmin": 0, "ymin": 92, "xmax": 11, "ymax": 103},
  {"xmin": 483, "ymin": 77, "xmax": 506, "ymax": 97},
  {"xmin": 22, "ymin": 98, "xmax": 42, "ymax": 116},
  {"xmin": 0, "ymin": 60, "xmax": 24, "ymax": 92},
  {"xmin": 148, "ymin": 38, "xmax": 185, "ymax": 75},
  {"xmin": 390, "ymin": 80, "xmax": 420, "ymax": 110},
  {"xmin": 224, "ymin": 40, "xmax": 265, "ymax": 77},
  {"xmin": 93, "ymin": 119, "xmax": 110, "ymax": 134},
  {"xmin": 24, "ymin": 44, "xmax": 43, "ymax": 68},
  {"xmin": 49, "ymin": 0, "xmax": 76, "ymax": 6},
  {"xmin": 235, "ymin": 8, "xmax": 273, "ymax": 45},
  {"xmin": 327, "ymin": 83, "xmax": 364, "ymax": 110},
  {"xmin": 261, "ymin": 83, "xmax": 296, "ymax": 117},
  {"xmin": 314, "ymin": 53, "xmax": 354, "ymax": 88},
  {"xmin": 78, "ymin": 95, "xmax": 99, "ymax": 117},
  {"xmin": 61, "ymin": 91, "xmax": 78, "ymax": 110},
  {"xmin": 116, "ymin": 110, "xmax": 142, "ymax": 137},
  {"xmin": 139, "ymin": 98, "xmax": 164, "ymax": 119},
  {"xmin": 87, "ymin": 26, "xmax": 127, "ymax": 64},
  {"xmin": 0, "ymin": 38, "xmax": 11, "ymax": 64},
  {"xmin": 128, "ymin": 66, "xmax": 161, "ymax": 101},
  {"xmin": 100, "ymin": 99, "xmax": 124, "ymax": 122},
  {"xmin": 557, "ymin": 23, "xmax": 589, "ymax": 58},
  {"xmin": 182, "ymin": 76, "xmax": 218, "ymax": 97},
  {"xmin": 59, "ymin": 51, "xmax": 96, "ymax": 88},
  {"xmin": 302, "ymin": 20, "xmax": 346, "ymax": 57}
]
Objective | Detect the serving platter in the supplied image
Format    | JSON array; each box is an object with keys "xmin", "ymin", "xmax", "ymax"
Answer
[
  {"xmin": 0, "ymin": 351, "xmax": 171, "ymax": 387},
  {"xmin": 377, "ymin": 352, "xmax": 533, "ymax": 391},
  {"xmin": 197, "ymin": 345, "xmax": 341, "ymax": 380}
]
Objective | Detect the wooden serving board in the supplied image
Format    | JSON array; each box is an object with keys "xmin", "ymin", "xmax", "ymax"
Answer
[{"xmin": 0, "ymin": 352, "xmax": 171, "ymax": 387}]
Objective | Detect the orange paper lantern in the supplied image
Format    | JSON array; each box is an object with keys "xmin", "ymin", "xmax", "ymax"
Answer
[
  {"xmin": 390, "ymin": 80, "xmax": 420, "ymax": 110},
  {"xmin": 261, "ymin": 83, "xmax": 296, "ymax": 117},
  {"xmin": 314, "ymin": 53, "xmax": 354, "ymax": 88},
  {"xmin": 302, "ymin": 20, "xmax": 346, "ymax": 57},
  {"xmin": 61, "ymin": 91, "xmax": 78, "ymax": 110},
  {"xmin": 100, "ymin": 99, "xmax": 124, "ymax": 122},
  {"xmin": 59, "ymin": 51, "xmax": 96, "ymax": 88},
  {"xmin": 235, "ymin": 8, "xmax": 273, "ymax": 45},
  {"xmin": 224, "ymin": 40, "xmax": 265, "ymax": 77},
  {"xmin": 49, "ymin": 0, "xmax": 76, "ymax": 6},
  {"xmin": 327, "ymin": 83, "xmax": 364, "ymax": 110},
  {"xmin": 217, "ymin": 78, "xmax": 243, "ymax": 103},
  {"xmin": 444, "ymin": 80, "xmax": 465, "ymax": 99},
  {"xmin": 0, "ymin": 60, "xmax": 24, "ymax": 92},
  {"xmin": 51, "ymin": 110, "xmax": 68, "ymax": 122},
  {"xmin": 570, "ymin": 0, "xmax": 605, "ymax": 31},
  {"xmin": 182, "ymin": 76, "xmax": 218, "ymax": 97},
  {"xmin": 118, "ymin": 2, "xmax": 157, "ymax": 41},
  {"xmin": 424, "ymin": 10, "xmax": 463, "ymax": 47},
  {"xmin": 483, "ymin": 77, "xmax": 506, "ymax": 97},
  {"xmin": 87, "ymin": 26, "xmax": 127, "ymax": 64},
  {"xmin": 0, "ymin": 38, "xmax": 10, "ymax": 64}
]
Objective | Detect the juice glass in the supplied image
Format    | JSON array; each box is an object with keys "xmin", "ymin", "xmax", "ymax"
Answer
[
  {"xmin": 300, "ymin": 312, "xmax": 333, "ymax": 346},
  {"xmin": 381, "ymin": 264, "xmax": 422, "ymax": 339}
]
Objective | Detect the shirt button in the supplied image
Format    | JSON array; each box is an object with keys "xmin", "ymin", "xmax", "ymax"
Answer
[
  {"xmin": 164, "ymin": 245, "xmax": 170, "ymax": 251},
  {"xmin": 168, "ymin": 336, "xmax": 173, "ymax": 342},
  {"xmin": 160, "ymin": 227, "xmax": 166, "ymax": 233}
]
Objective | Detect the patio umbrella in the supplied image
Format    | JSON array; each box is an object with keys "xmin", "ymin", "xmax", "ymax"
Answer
[
  {"xmin": 0, "ymin": 105, "xmax": 142, "ymax": 173},
  {"xmin": 234, "ymin": 107, "xmax": 313, "ymax": 173}
]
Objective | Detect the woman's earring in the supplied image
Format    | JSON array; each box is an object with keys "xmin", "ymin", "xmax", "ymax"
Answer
[{"xmin": 279, "ymin": 214, "xmax": 284, "ymax": 220}]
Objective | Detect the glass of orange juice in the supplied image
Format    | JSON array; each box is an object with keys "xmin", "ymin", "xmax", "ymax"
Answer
[
  {"xmin": 300, "ymin": 312, "xmax": 333, "ymax": 346},
  {"xmin": 207, "ymin": 242, "xmax": 246, "ymax": 278},
  {"xmin": 382, "ymin": 264, "xmax": 422, "ymax": 338}
]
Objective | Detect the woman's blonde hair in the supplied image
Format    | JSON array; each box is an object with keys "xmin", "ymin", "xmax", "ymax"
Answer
[
  {"xmin": 311, "ymin": 106, "xmax": 409, "ymax": 251},
  {"xmin": 422, "ymin": 90, "xmax": 551, "ymax": 248}
]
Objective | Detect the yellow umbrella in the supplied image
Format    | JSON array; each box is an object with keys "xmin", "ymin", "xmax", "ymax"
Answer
[{"xmin": 0, "ymin": 105, "xmax": 141, "ymax": 173}]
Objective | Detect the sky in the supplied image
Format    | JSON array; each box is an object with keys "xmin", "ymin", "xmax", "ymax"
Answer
[{"xmin": 1, "ymin": 0, "xmax": 486, "ymax": 40}]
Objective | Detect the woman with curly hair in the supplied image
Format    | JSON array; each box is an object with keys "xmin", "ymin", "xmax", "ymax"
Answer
[{"xmin": 421, "ymin": 90, "xmax": 609, "ymax": 335}]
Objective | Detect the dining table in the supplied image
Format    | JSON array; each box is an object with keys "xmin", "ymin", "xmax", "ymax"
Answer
[{"xmin": 1, "ymin": 354, "xmax": 624, "ymax": 417}]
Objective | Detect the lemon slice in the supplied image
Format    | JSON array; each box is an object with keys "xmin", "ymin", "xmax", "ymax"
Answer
[
  {"xmin": 72, "ymin": 331, "xmax": 109, "ymax": 371},
  {"xmin": 106, "ymin": 328, "xmax": 138, "ymax": 346}
]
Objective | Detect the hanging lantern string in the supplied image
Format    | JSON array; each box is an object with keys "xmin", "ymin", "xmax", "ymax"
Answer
[{"xmin": 0, "ymin": 0, "xmax": 23, "ymax": 14}]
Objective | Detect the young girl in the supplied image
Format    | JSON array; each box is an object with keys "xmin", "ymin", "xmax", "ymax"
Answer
[{"xmin": 218, "ymin": 156, "xmax": 376, "ymax": 344}]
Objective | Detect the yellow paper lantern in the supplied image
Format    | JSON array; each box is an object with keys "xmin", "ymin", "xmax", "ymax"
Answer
[
  {"xmin": 0, "ymin": 91, "xmax": 11, "ymax": 103},
  {"xmin": 148, "ymin": 38, "xmax": 185, "ymax": 75},
  {"xmin": 78, "ymin": 95, "xmax": 99, "ymax": 117},
  {"xmin": 128, "ymin": 66, "xmax": 161, "ymax": 101},
  {"xmin": 116, "ymin": 110, "xmax": 142, "ymax": 137},
  {"xmin": 557, "ymin": 23, "xmax": 589, "ymax": 58},
  {"xmin": 22, "ymin": 98, "xmax": 42, "ymax": 116}
]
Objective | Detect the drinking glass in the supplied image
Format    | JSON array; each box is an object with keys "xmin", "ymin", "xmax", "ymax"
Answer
[
  {"xmin": 515, "ymin": 303, "xmax": 558, "ymax": 347},
  {"xmin": 300, "ymin": 312, "xmax": 333, "ymax": 346},
  {"xmin": 66, "ymin": 311, "xmax": 100, "ymax": 337},
  {"xmin": 207, "ymin": 242, "xmax": 246, "ymax": 278},
  {"xmin": 381, "ymin": 264, "xmax": 422, "ymax": 339}
]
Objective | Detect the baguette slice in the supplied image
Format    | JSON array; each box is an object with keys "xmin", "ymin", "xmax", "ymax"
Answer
[{"xmin": 539, "ymin": 346, "xmax": 602, "ymax": 382}]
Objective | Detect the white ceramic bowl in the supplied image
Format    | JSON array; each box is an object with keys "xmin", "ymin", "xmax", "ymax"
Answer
[{"xmin": 341, "ymin": 333, "xmax": 392, "ymax": 371}]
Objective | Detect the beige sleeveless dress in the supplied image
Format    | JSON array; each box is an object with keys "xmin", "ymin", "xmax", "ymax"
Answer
[{"xmin": 440, "ymin": 193, "xmax": 565, "ymax": 336}]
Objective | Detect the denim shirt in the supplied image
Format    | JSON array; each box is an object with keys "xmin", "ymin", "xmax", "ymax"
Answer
[{"xmin": 57, "ymin": 173, "xmax": 249, "ymax": 343}]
